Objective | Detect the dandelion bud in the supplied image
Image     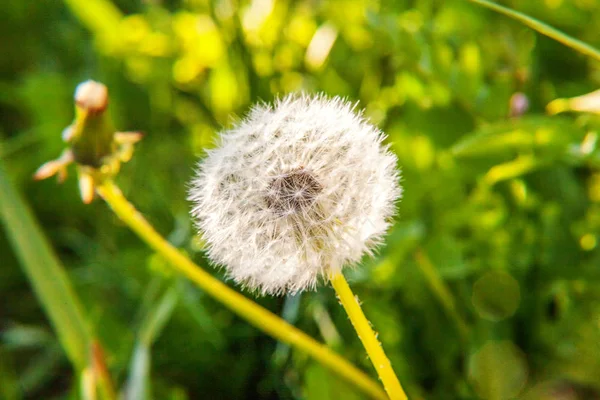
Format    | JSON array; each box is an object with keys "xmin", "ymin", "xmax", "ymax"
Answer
[
  {"xmin": 75, "ymin": 80, "xmax": 108, "ymax": 114},
  {"xmin": 189, "ymin": 94, "xmax": 402, "ymax": 295},
  {"xmin": 35, "ymin": 80, "xmax": 142, "ymax": 204}
]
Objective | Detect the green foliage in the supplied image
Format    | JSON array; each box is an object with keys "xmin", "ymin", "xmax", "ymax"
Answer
[
  {"xmin": 0, "ymin": 160, "xmax": 92, "ymax": 372},
  {"xmin": 2, "ymin": 0, "xmax": 600, "ymax": 398}
]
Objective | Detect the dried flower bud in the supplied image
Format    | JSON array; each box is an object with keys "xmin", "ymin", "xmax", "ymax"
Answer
[
  {"xmin": 35, "ymin": 80, "xmax": 142, "ymax": 204},
  {"xmin": 189, "ymin": 94, "xmax": 402, "ymax": 295},
  {"xmin": 75, "ymin": 80, "xmax": 108, "ymax": 114}
]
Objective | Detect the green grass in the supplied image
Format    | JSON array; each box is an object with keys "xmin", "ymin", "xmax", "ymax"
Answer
[{"xmin": 2, "ymin": 0, "xmax": 600, "ymax": 398}]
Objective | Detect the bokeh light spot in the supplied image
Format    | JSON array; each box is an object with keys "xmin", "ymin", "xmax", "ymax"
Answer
[
  {"xmin": 472, "ymin": 270, "xmax": 521, "ymax": 321},
  {"xmin": 580, "ymin": 233, "xmax": 597, "ymax": 251},
  {"xmin": 469, "ymin": 341, "xmax": 528, "ymax": 399}
]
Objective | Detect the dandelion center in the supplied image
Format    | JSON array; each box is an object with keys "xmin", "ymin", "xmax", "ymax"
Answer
[{"xmin": 265, "ymin": 167, "xmax": 323, "ymax": 216}]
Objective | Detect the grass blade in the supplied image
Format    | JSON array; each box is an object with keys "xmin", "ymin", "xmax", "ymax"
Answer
[
  {"xmin": 466, "ymin": 0, "xmax": 600, "ymax": 61},
  {"xmin": 125, "ymin": 287, "xmax": 178, "ymax": 400},
  {"xmin": 0, "ymin": 159, "xmax": 92, "ymax": 371}
]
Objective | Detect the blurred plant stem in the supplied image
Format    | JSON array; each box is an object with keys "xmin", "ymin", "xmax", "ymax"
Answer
[
  {"xmin": 62, "ymin": 0, "xmax": 122, "ymax": 50},
  {"xmin": 126, "ymin": 287, "xmax": 179, "ymax": 400},
  {"xmin": 95, "ymin": 180, "xmax": 388, "ymax": 400},
  {"xmin": 330, "ymin": 273, "xmax": 408, "ymax": 400},
  {"xmin": 414, "ymin": 249, "xmax": 469, "ymax": 340},
  {"xmin": 0, "ymin": 160, "xmax": 116, "ymax": 400},
  {"xmin": 466, "ymin": 0, "xmax": 600, "ymax": 62}
]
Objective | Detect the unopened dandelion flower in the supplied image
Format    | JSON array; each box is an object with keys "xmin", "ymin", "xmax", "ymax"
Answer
[{"xmin": 189, "ymin": 94, "xmax": 401, "ymax": 295}]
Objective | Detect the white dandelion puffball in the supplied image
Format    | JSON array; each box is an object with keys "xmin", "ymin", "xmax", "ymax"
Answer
[{"xmin": 189, "ymin": 94, "xmax": 402, "ymax": 295}]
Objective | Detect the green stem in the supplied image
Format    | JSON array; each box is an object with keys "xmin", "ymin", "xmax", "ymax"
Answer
[
  {"xmin": 466, "ymin": 0, "xmax": 600, "ymax": 62},
  {"xmin": 330, "ymin": 273, "xmax": 407, "ymax": 400},
  {"xmin": 96, "ymin": 180, "xmax": 387, "ymax": 400}
]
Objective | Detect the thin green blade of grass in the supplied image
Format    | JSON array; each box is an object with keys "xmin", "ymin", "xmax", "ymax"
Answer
[
  {"xmin": 138, "ymin": 287, "xmax": 178, "ymax": 347},
  {"xmin": 466, "ymin": 0, "xmax": 600, "ymax": 62},
  {"xmin": 0, "ymin": 159, "xmax": 92, "ymax": 371},
  {"xmin": 176, "ymin": 280, "xmax": 225, "ymax": 348},
  {"xmin": 18, "ymin": 345, "xmax": 63, "ymax": 395},
  {"xmin": 125, "ymin": 286, "xmax": 178, "ymax": 400},
  {"xmin": 125, "ymin": 345, "xmax": 150, "ymax": 400}
]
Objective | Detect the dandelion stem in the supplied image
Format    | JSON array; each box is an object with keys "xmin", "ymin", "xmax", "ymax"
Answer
[
  {"xmin": 330, "ymin": 272, "xmax": 407, "ymax": 400},
  {"xmin": 96, "ymin": 180, "xmax": 387, "ymax": 400}
]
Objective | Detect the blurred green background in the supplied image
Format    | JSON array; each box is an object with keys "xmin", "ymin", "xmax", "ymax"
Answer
[{"xmin": 2, "ymin": 0, "xmax": 600, "ymax": 399}]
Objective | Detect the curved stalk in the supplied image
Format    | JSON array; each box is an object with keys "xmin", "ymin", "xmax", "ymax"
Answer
[{"xmin": 466, "ymin": 0, "xmax": 600, "ymax": 61}]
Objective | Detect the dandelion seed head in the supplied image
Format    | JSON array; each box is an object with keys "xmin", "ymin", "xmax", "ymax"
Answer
[{"xmin": 189, "ymin": 94, "xmax": 402, "ymax": 295}]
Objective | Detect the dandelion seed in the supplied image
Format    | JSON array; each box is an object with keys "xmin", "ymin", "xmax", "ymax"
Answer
[{"xmin": 188, "ymin": 94, "xmax": 402, "ymax": 295}]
